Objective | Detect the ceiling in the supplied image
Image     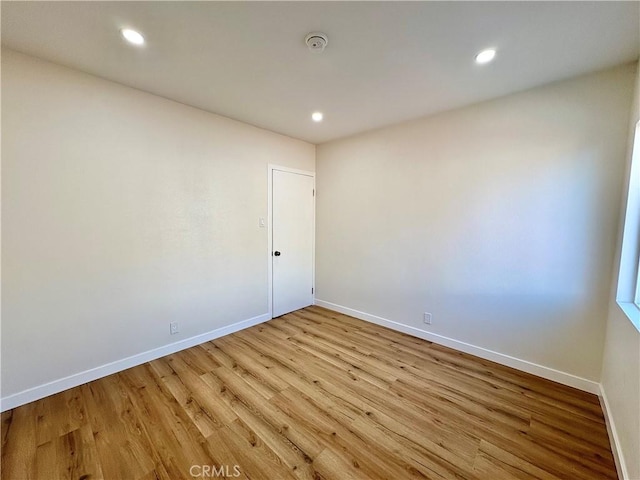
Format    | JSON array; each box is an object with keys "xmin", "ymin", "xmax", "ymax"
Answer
[{"xmin": 2, "ymin": 2, "xmax": 639, "ymax": 144}]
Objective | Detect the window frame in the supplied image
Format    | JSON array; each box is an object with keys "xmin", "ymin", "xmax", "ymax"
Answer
[
  {"xmin": 616, "ymin": 120, "xmax": 640, "ymax": 332},
  {"xmin": 636, "ymin": 256, "xmax": 640, "ymax": 309}
]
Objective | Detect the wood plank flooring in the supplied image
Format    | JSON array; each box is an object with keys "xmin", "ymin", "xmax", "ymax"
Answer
[{"xmin": 1, "ymin": 306, "xmax": 617, "ymax": 479}]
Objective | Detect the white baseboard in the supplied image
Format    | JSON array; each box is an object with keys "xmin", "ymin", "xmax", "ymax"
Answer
[
  {"xmin": 0, "ymin": 312, "xmax": 271, "ymax": 412},
  {"xmin": 599, "ymin": 385, "xmax": 629, "ymax": 480},
  {"xmin": 314, "ymin": 299, "xmax": 601, "ymax": 395}
]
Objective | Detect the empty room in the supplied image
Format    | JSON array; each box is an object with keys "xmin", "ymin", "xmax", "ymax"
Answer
[{"xmin": 2, "ymin": 1, "xmax": 639, "ymax": 479}]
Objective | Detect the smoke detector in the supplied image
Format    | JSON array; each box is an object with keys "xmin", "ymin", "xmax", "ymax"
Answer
[{"xmin": 305, "ymin": 32, "xmax": 328, "ymax": 53}]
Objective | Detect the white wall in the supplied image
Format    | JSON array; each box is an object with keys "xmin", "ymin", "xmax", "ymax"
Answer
[
  {"xmin": 316, "ymin": 64, "xmax": 636, "ymax": 384},
  {"xmin": 601, "ymin": 64, "xmax": 640, "ymax": 480},
  {"xmin": 1, "ymin": 50, "xmax": 315, "ymax": 401}
]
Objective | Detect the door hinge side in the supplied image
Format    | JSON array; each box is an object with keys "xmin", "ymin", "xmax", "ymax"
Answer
[
  {"xmin": 313, "ymin": 189, "xmax": 315, "ymax": 197},
  {"xmin": 312, "ymin": 287, "xmax": 314, "ymax": 294}
]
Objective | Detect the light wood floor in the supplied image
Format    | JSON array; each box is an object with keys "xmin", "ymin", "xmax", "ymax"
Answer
[{"xmin": 2, "ymin": 306, "xmax": 617, "ymax": 480}]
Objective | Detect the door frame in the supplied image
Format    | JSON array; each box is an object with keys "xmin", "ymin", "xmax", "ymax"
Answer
[{"xmin": 267, "ymin": 164, "xmax": 316, "ymax": 319}]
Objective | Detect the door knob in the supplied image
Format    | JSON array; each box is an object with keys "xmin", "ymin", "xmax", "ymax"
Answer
[{"xmin": 274, "ymin": 251, "xmax": 281, "ymax": 256}]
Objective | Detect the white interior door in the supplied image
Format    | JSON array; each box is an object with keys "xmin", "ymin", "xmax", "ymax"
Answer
[{"xmin": 272, "ymin": 169, "xmax": 314, "ymax": 317}]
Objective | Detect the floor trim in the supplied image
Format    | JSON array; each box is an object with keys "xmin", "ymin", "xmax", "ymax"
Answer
[
  {"xmin": 0, "ymin": 312, "xmax": 271, "ymax": 412},
  {"xmin": 599, "ymin": 385, "xmax": 629, "ymax": 480},
  {"xmin": 315, "ymin": 299, "xmax": 600, "ymax": 395}
]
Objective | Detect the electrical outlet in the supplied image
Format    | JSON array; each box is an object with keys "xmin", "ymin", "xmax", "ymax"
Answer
[
  {"xmin": 170, "ymin": 322, "xmax": 179, "ymax": 335},
  {"xmin": 423, "ymin": 312, "xmax": 432, "ymax": 325}
]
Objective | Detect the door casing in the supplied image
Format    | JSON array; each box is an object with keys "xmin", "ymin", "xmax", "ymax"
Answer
[{"xmin": 267, "ymin": 164, "xmax": 316, "ymax": 318}]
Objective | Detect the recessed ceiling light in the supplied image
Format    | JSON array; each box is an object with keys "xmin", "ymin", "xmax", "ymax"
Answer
[
  {"xmin": 121, "ymin": 28, "xmax": 145, "ymax": 46},
  {"xmin": 312, "ymin": 112, "xmax": 323, "ymax": 122},
  {"xmin": 475, "ymin": 49, "xmax": 496, "ymax": 64}
]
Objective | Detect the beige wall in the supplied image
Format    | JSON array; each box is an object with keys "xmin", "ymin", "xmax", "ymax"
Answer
[
  {"xmin": 1, "ymin": 50, "xmax": 315, "ymax": 398},
  {"xmin": 316, "ymin": 64, "xmax": 636, "ymax": 382},
  {"xmin": 601, "ymin": 64, "xmax": 640, "ymax": 480}
]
